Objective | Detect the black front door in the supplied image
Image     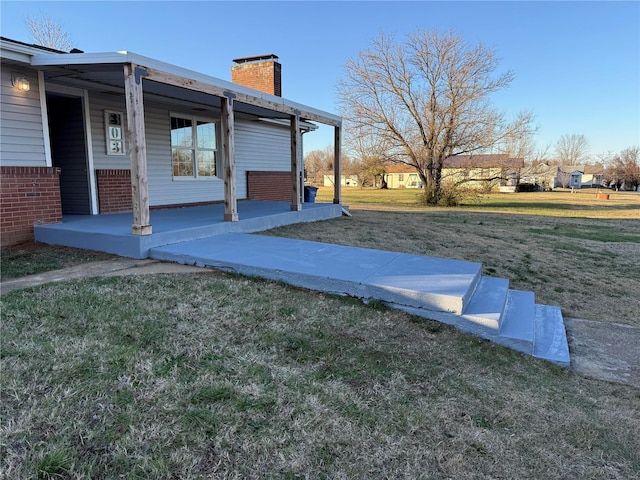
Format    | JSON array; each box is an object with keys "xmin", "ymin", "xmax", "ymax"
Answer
[{"xmin": 47, "ymin": 94, "xmax": 91, "ymax": 215}]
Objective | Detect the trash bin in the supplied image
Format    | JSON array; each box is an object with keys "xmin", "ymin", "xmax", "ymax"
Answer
[{"xmin": 304, "ymin": 186, "xmax": 318, "ymax": 203}]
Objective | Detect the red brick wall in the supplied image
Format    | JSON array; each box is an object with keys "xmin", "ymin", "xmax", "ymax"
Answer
[
  {"xmin": 0, "ymin": 166, "xmax": 63, "ymax": 246},
  {"xmin": 231, "ymin": 61, "xmax": 282, "ymax": 96},
  {"xmin": 247, "ymin": 171, "xmax": 292, "ymax": 202},
  {"xmin": 96, "ymin": 169, "xmax": 132, "ymax": 213}
]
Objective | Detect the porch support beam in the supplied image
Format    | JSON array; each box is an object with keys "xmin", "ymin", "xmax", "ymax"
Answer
[
  {"xmin": 221, "ymin": 93, "xmax": 238, "ymax": 222},
  {"xmin": 290, "ymin": 111, "xmax": 302, "ymax": 211},
  {"xmin": 124, "ymin": 63, "xmax": 152, "ymax": 235},
  {"xmin": 143, "ymin": 66, "xmax": 341, "ymax": 127},
  {"xmin": 333, "ymin": 125, "xmax": 342, "ymax": 205}
]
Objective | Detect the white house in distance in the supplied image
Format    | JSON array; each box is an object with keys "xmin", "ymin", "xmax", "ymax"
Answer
[
  {"xmin": 0, "ymin": 37, "xmax": 343, "ymax": 246},
  {"xmin": 520, "ymin": 163, "xmax": 605, "ymax": 190},
  {"xmin": 322, "ymin": 155, "xmax": 523, "ymax": 190}
]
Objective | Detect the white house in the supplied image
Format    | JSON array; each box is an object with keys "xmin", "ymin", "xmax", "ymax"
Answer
[
  {"xmin": 1, "ymin": 37, "xmax": 343, "ymax": 246},
  {"xmin": 520, "ymin": 163, "xmax": 605, "ymax": 190}
]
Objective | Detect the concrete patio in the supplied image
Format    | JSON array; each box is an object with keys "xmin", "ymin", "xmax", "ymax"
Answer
[{"xmin": 34, "ymin": 200, "xmax": 343, "ymax": 259}]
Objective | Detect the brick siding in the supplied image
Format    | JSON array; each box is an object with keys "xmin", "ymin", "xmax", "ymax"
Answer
[
  {"xmin": 247, "ymin": 171, "xmax": 292, "ymax": 202},
  {"xmin": 96, "ymin": 169, "xmax": 132, "ymax": 213},
  {"xmin": 0, "ymin": 166, "xmax": 62, "ymax": 246},
  {"xmin": 231, "ymin": 61, "xmax": 281, "ymax": 97}
]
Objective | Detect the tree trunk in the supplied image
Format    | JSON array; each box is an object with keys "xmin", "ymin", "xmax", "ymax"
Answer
[{"xmin": 418, "ymin": 160, "xmax": 446, "ymax": 205}]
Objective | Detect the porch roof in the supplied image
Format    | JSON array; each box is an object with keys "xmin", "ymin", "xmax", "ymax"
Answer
[{"xmin": 9, "ymin": 39, "xmax": 340, "ymax": 127}]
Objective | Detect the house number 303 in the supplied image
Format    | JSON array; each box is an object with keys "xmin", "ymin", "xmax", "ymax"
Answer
[{"xmin": 105, "ymin": 111, "xmax": 125, "ymax": 156}]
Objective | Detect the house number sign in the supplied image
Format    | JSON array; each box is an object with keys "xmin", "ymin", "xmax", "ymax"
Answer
[{"xmin": 105, "ymin": 111, "xmax": 125, "ymax": 155}]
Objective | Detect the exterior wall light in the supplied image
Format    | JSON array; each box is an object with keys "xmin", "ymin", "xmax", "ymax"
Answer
[{"xmin": 11, "ymin": 73, "xmax": 30, "ymax": 92}]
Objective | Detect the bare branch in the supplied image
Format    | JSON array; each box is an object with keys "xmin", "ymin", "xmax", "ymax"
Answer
[
  {"xmin": 554, "ymin": 134, "xmax": 590, "ymax": 165},
  {"xmin": 339, "ymin": 29, "xmax": 534, "ymax": 203},
  {"xmin": 26, "ymin": 12, "xmax": 74, "ymax": 52}
]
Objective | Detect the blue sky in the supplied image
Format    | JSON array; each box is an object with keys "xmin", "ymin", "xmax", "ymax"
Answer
[{"xmin": 2, "ymin": 1, "xmax": 638, "ymax": 159}]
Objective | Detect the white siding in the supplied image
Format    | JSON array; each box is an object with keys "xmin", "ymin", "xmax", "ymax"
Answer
[
  {"xmin": 235, "ymin": 121, "xmax": 291, "ymax": 199},
  {"xmin": 145, "ymin": 102, "xmax": 226, "ymax": 206},
  {"xmin": 0, "ymin": 67, "xmax": 47, "ymax": 166},
  {"xmin": 88, "ymin": 92, "xmax": 130, "ymax": 170},
  {"xmin": 87, "ymin": 92, "xmax": 291, "ymax": 206}
]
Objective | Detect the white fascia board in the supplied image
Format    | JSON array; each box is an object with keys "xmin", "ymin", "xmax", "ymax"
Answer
[
  {"xmin": 1, "ymin": 39, "xmax": 39, "ymax": 59},
  {"xmin": 1, "ymin": 48, "xmax": 30, "ymax": 63},
  {"xmin": 0, "ymin": 46, "xmax": 33, "ymax": 63},
  {"xmin": 30, "ymin": 50, "xmax": 342, "ymax": 125},
  {"xmin": 30, "ymin": 51, "xmax": 130, "ymax": 66}
]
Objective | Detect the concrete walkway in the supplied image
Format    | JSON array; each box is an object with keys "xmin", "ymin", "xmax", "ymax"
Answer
[
  {"xmin": 150, "ymin": 233, "xmax": 572, "ymax": 366},
  {"xmin": 2, "ymin": 251, "xmax": 638, "ymax": 388}
]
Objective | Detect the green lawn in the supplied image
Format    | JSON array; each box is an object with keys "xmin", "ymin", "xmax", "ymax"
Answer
[
  {"xmin": 1, "ymin": 188, "xmax": 639, "ymax": 478},
  {"xmin": 2, "ymin": 275, "xmax": 639, "ymax": 479},
  {"xmin": 316, "ymin": 186, "xmax": 640, "ymax": 218},
  {"xmin": 1, "ymin": 244, "xmax": 115, "ymax": 281}
]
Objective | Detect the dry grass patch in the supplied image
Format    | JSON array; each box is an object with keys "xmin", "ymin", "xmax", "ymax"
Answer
[
  {"xmin": 1, "ymin": 242, "xmax": 116, "ymax": 280},
  {"xmin": 267, "ymin": 207, "xmax": 640, "ymax": 326},
  {"xmin": 2, "ymin": 274, "xmax": 639, "ymax": 478},
  {"xmin": 316, "ymin": 187, "xmax": 640, "ymax": 219}
]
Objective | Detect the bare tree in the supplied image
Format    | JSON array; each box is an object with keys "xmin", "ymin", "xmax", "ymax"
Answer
[
  {"xmin": 304, "ymin": 146, "xmax": 334, "ymax": 184},
  {"xmin": 498, "ymin": 126, "xmax": 538, "ymax": 163},
  {"xmin": 554, "ymin": 134, "xmax": 589, "ymax": 166},
  {"xmin": 530, "ymin": 144, "xmax": 552, "ymax": 165},
  {"xmin": 345, "ymin": 130, "xmax": 390, "ymax": 188},
  {"xmin": 26, "ymin": 13, "xmax": 74, "ymax": 52},
  {"xmin": 556, "ymin": 167, "xmax": 573, "ymax": 188},
  {"xmin": 606, "ymin": 146, "xmax": 640, "ymax": 190},
  {"xmin": 338, "ymin": 29, "xmax": 534, "ymax": 204}
]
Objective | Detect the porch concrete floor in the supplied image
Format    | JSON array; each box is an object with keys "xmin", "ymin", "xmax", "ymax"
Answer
[{"xmin": 34, "ymin": 200, "xmax": 343, "ymax": 259}]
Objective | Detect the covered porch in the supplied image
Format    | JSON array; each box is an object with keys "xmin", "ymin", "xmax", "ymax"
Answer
[
  {"xmin": 28, "ymin": 48, "xmax": 343, "ymax": 240},
  {"xmin": 34, "ymin": 200, "xmax": 343, "ymax": 259}
]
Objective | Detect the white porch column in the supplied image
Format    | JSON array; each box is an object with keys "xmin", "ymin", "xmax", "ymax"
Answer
[
  {"xmin": 124, "ymin": 63, "xmax": 152, "ymax": 235},
  {"xmin": 333, "ymin": 125, "xmax": 342, "ymax": 205},
  {"xmin": 290, "ymin": 111, "xmax": 302, "ymax": 211},
  {"xmin": 221, "ymin": 92, "xmax": 238, "ymax": 221}
]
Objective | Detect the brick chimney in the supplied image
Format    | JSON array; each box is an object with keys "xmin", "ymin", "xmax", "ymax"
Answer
[{"xmin": 231, "ymin": 54, "xmax": 281, "ymax": 97}]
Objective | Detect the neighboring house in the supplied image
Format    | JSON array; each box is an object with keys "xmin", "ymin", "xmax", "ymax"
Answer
[
  {"xmin": 323, "ymin": 173, "xmax": 359, "ymax": 188},
  {"xmin": 442, "ymin": 154, "xmax": 524, "ymax": 191},
  {"xmin": 519, "ymin": 162, "xmax": 556, "ymax": 190},
  {"xmin": 581, "ymin": 165, "xmax": 604, "ymax": 188},
  {"xmin": 553, "ymin": 165, "xmax": 584, "ymax": 189},
  {"xmin": 0, "ymin": 37, "xmax": 342, "ymax": 246},
  {"xmin": 520, "ymin": 163, "xmax": 605, "ymax": 190},
  {"xmin": 323, "ymin": 154, "xmax": 523, "ymax": 191},
  {"xmin": 376, "ymin": 156, "xmax": 524, "ymax": 191},
  {"xmin": 384, "ymin": 164, "xmax": 423, "ymax": 189}
]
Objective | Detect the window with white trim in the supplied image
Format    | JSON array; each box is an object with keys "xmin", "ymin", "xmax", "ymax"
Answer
[{"xmin": 171, "ymin": 114, "xmax": 217, "ymax": 178}]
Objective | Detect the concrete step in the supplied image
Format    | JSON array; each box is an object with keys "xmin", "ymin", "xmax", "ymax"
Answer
[
  {"xmin": 497, "ymin": 290, "xmax": 536, "ymax": 355},
  {"xmin": 533, "ymin": 305, "xmax": 571, "ymax": 366},
  {"xmin": 500, "ymin": 290, "xmax": 536, "ymax": 341},
  {"xmin": 460, "ymin": 276, "xmax": 510, "ymax": 330}
]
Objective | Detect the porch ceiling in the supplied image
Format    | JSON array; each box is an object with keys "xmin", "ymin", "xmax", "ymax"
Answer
[
  {"xmin": 42, "ymin": 64, "xmax": 295, "ymax": 120},
  {"xmin": 34, "ymin": 52, "xmax": 339, "ymax": 124}
]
